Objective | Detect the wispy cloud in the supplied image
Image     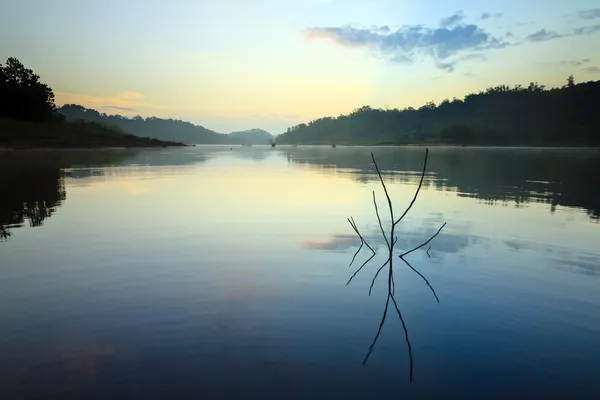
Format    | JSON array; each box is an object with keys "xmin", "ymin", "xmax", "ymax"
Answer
[
  {"xmin": 523, "ymin": 22, "xmax": 600, "ymax": 43},
  {"xmin": 558, "ymin": 58, "xmax": 591, "ymax": 67},
  {"xmin": 573, "ymin": 23, "xmax": 600, "ymax": 35},
  {"xmin": 304, "ymin": 16, "xmax": 511, "ymax": 72},
  {"xmin": 55, "ymin": 91, "xmax": 165, "ymax": 115},
  {"xmin": 578, "ymin": 8, "xmax": 600, "ymax": 20},
  {"xmin": 526, "ymin": 29, "xmax": 563, "ymax": 42},
  {"xmin": 481, "ymin": 12, "xmax": 503, "ymax": 20},
  {"xmin": 101, "ymin": 105, "xmax": 137, "ymax": 112},
  {"xmin": 583, "ymin": 66, "xmax": 600, "ymax": 74},
  {"xmin": 440, "ymin": 11, "xmax": 464, "ymax": 28},
  {"xmin": 436, "ymin": 53, "xmax": 487, "ymax": 72}
]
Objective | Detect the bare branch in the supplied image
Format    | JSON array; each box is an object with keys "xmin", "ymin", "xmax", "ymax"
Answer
[
  {"xmin": 346, "ymin": 252, "xmax": 376, "ymax": 286},
  {"xmin": 371, "ymin": 153, "xmax": 395, "ymax": 223},
  {"xmin": 394, "ymin": 148, "xmax": 429, "ymax": 226},
  {"xmin": 350, "ymin": 216, "xmax": 376, "ymax": 254},
  {"xmin": 400, "ymin": 222, "xmax": 447, "ymax": 258},
  {"xmin": 390, "ymin": 294, "xmax": 414, "ymax": 384},
  {"xmin": 369, "ymin": 258, "xmax": 389, "ymax": 296},
  {"xmin": 345, "ymin": 147, "xmax": 441, "ymax": 384},
  {"xmin": 399, "ymin": 256, "xmax": 440, "ymax": 303},
  {"xmin": 349, "ymin": 241, "xmax": 364, "ymax": 267},
  {"xmin": 362, "ymin": 294, "xmax": 390, "ymax": 365},
  {"xmin": 426, "ymin": 246, "xmax": 431, "ymax": 258},
  {"xmin": 372, "ymin": 191, "xmax": 390, "ymax": 250}
]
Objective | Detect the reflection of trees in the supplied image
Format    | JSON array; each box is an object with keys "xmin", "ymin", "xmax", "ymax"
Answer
[
  {"xmin": 0, "ymin": 148, "xmax": 219, "ymax": 241},
  {"xmin": 281, "ymin": 147, "xmax": 600, "ymax": 220},
  {"xmin": 0, "ymin": 157, "xmax": 66, "ymax": 241},
  {"xmin": 0, "ymin": 150, "xmax": 155, "ymax": 242}
]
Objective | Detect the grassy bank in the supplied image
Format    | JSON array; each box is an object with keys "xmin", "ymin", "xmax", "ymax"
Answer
[{"xmin": 0, "ymin": 118, "xmax": 185, "ymax": 149}]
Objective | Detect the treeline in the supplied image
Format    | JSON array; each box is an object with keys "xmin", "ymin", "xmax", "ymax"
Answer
[
  {"xmin": 0, "ymin": 57, "xmax": 183, "ymax": 148},
  {"xmin": 58, "ymin": 105, "xmax": 274, "ymax": 145},
  {"xmin": 276, "ymin": 77, "xmax": 600, "ymax": 146}
]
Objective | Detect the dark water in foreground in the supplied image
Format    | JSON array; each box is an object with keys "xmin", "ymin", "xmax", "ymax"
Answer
[{"xmin": 1, "ymin": 146, "xmax": 600, "ymax": 399}]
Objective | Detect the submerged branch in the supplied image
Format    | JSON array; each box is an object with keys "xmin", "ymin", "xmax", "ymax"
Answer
[
  {"xmin": 347, "ymin": 217, "xmax": 377, "ymax": 284},
  {"xmin": 372, "ymin": 191, "xmax": 390, "ymax": 250},
  {"xmin": 391, "ymin": 293, "xmax": 414, "ymax": 384},
  {"xmin": 400, "ymin": 222, "xmax": 447, "ymax": 258},
  {"xmin": 345, "ymin": 148, "xmax": 444, "ymax": 384},
  {"xmin": 371, "ymin": 153, "xmax": 395, "ymax": 225},
  {"xmin": 363, "ymin": 294, "xmax": 390, "ymax": 365},
  {"xmin": 346, "ymin": 252, "xmax": 376, "ymax": 286},
  {"xmin": 394, "ymin": 148, "xmax": 429, "ymax": 226},
  {"xmin": 399, "ymin": 256, "xmax": 440, "ymax": 303},
  {"xmin": 369, "ymin": 258, "xmax": 390, "ymax": 296}
]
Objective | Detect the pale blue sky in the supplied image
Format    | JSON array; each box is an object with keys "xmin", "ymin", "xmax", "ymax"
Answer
[{"xmin": 1, "ymin": 0, "xmax": 599, "ymax": 133}]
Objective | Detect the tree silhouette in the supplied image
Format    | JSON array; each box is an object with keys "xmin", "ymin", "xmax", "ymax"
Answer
[{"xmin": 0, "ymin": 57, "xmax": 58, "ymax": 123}]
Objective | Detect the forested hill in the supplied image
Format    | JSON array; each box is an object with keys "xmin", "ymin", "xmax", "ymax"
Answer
[
  {"xmin": 58, "ymin": 105, "xmax": 229, "ymax": 144},
  {"xmin": 228, "ymin": 129, "xmax": 273, "ymax": 144},
  {"xmin": 276, "ymin": 77, "xmax": 600, "ymax": 146}
]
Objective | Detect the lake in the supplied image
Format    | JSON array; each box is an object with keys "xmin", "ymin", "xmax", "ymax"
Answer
[{"xmin": 1, "ymin": 146, "xmax": 600, "ymax": 399}]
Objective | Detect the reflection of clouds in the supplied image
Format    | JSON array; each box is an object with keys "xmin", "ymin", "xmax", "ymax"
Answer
[
  {"xmin": 9, "ymin": 340, "xmax": 129, "ymax": 399},
  {"xmin": 301, "ymin": 234, "xmax": 358, "ymax": 252},
  {"xmin": 302, "ymin": 216, "xmax": 478, "ymax": 256},
  {"xmin": 564, "ymin": 254, "xmax": 600, "ymax": 276},
  {"xmin": 503, "ymin": 240, "xmax": 600, "ymax": 276}
]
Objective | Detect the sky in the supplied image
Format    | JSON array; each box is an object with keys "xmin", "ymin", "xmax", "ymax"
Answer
[{"xmin": 1, "ymin": 0, "xmax": 599, "ymax": 133}]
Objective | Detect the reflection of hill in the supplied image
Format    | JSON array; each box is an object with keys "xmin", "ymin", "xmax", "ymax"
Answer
[{"xmin": 280, "ymin": 147, "xmax": 600, "ymax": 220}]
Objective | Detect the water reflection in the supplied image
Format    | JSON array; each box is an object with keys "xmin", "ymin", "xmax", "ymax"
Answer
[
  {"xmin": 0, "ymin": 155, "xmax": 66, "ymax": 241},
  {"xmin": 0, "ymin": 150, "xmax": 143, "ymax": 241},
  {"xmin": 281, "ymin": 146, "xmax": 600, "ymax": 220},
  {"xmin": 302, "ymin": 218, "xmax": 481, "ymax": 257}
]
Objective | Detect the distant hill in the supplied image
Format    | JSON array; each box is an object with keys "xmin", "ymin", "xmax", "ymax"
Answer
[
  {"xmin": 276, "ymin": 77, "xmax": 600, "ymax": 146},
  {"xmin": 0, "ymin": 117, "xmax": 184, "ymax": 149},
  {"xmin": 228, "ymin": 128, "xmax": 273, "ymax": 144},
  {"xmin": 58, "ymin": 104, "xmax": 229, "ymax": 144}
]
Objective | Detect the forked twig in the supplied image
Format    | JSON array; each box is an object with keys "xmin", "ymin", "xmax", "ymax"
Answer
[
  {"xmin": 399, "ymin": 256, "xmax": 440, "ymax": 303},
  {"xmin": 400, "ymin": 222, "xmax": 447, "ymax": 258},
  {"xmin": 345, "ymin": 148, "xmax": 446, "ymax": 384},
  {"xmin": 368, "ymin": 258, "xmax": 390, "ymax": 296},
  {"xmin": 346, "ymin": 217, "xmax": 376, "ymax": 285}
]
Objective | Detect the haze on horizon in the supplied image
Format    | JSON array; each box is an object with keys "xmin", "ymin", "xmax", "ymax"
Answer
[{"xmin": 1, "ymin": 0, "xmax": 599, "ymax": 134}]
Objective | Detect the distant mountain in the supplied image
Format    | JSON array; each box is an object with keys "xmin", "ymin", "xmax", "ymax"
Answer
[
  {"xmin": 58, "ymin": 105, "xmax": 233, "ymax": 145},
  {"xmin": 228, "ymin": 128, "xmax": 273, "ymax": 144}
]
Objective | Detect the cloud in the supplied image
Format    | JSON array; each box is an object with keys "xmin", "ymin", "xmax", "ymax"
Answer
[
  {"xmin": 526, "ymin": 29, "xmax": 563, "ymax": 42},
  {"xmin": 583, "ymin": 66, "xmax": 600, "ymax": 74},
  {"xmin": 440, "ymin": 11, "xmax": 464, "ymax": 27},
  {"xmin": 101, "ymin": 105, "xmax": 137, "ymax": 112},
  {"xmin": 558, "ymin": 58, "xmax": 591, "ymax": 67},
  {"xmin": 55, "ymin": 91, "xmax": 165, "ymax": 115},
  {"xmin": 573, "ymin": 23, "xmax": 600, "ymax": 35},
  {"xmin": 578, "ymin": 8, "xmax": 600, "ymax": 20},
  {"xmin": 524, "ymin": 23, "xmax": 600, "ymax": 43},
  {"xmin": 304, "ymin": 17, "xmax": 511, "ymax": 71},
  {"xmin": 481, "ymin": 12, "xmax": 503, "ymax": 20},
  {"xmin": 435, "ymin": 53, "xmax": 487, "ymax": 72}
]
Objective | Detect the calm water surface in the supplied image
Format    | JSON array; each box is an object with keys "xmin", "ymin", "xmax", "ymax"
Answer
[{"xmin": 1, "ymin": 146, "xmax": 600, "ymax": 399}]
